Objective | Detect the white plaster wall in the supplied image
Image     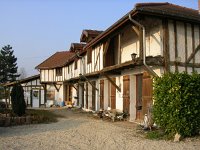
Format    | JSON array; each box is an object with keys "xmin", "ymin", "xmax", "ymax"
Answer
[
  {"xmin": 146, "ymin": 24, "xmax": 162, "ymax": 56},
  {"xmin": 41, "ymin": 90, "xmax": 44, "ymax": 104},
  {"xmin": 104, "ymin": 79, "xmax": 109, "ymax": 110},
  {"xmin": 176, "ymin": 21, "xmax": 185, "ymax": 63},
  {"xmin": 194, "ymin": 25, "xmax": 200, "ymax": 65},
  {"xmin": 96, "ymin": 80, "xmax": 100, "ymax": 111},
  {"xmin": 116, "ymin": 76, "xmax": 123, "ymax": 111},
  {"xmin": 129, "ymin": 75, "xmax": 136, "ymax": 122},
  {"xmin": 99, "ymin": 45, "xmax": 103, "ymax": 70},
  {"xmin": 121, "ymin": 26, "xmax": 139, "ymax": 63},
  {"xmin": 179, "ymin": 67, "xmax": 186, "ymax": 73},
  {"xmin": 187, "ymin": 67, "xmax": 193, "ymax": 74},
  {"xmin": 187, "ymin": 23, "xmax": 193, "ymax": 62},
  {"xmin": 169, "ymin": 20, "xmax": 175, "ymax": 62},
  {"xmin": 72, "ymin": 86, "xmax": 77, "ymax": 106},
  {"xmin": 170, "ymin": 66, "xmax": 176, "ymax": 73},
  {"xmin": 88, "ymin": 83, "xmax": 92, "ymax": 110}
]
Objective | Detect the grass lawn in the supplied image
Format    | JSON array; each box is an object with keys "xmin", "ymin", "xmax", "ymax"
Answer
[{"xmin": 25, "ymin": 109, "xmax": 64, "ymax": 124}]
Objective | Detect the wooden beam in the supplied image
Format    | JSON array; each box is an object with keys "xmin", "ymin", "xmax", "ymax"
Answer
[
  {"xmin": 79, "ymin": 75, "xmax": 98, "ymax": 91},
  {"xmin": 192, "ymin": 24, "xmax": 195, "ymax": 72},
  {"xmin": 103, "ymin": 74, "xmax": 121, "ymax": 92},
  {"xmin": 132, "ymin": 26, "xmax": 139, "ymax": 36},
  {"xmin": 103, "ymin": 39, "xmax": 110, "ymax": 55},
  {"xmin": 162, "ymin": 19, "xmax": 170, "ymax": 72},
  {"xmin": 94, "ymin": 46, "xmax": 101, "ymax": 71},
  {"xmin": 72, "ymin": 84, "xmax": 78, "ymax": 91},
  {"xmin": 139, "ymin": 28, "xmax": 143, "ymax": 59},
  {"xmin": 186, "ymin": 44, "xmax": 200, "ymax": 64},
  {"xmin": 173, "ymin": 20, "xmax": 178, "ymax": 72},
  {"xmin": 53, "ymin": 83, "xmax": 62, "ymax": 92},
  {"xmin": 184, "ymin": 23, "xmax": 188, "ymax": 73},
  {"xmin": 103, "ymin": 39, "xmax": 110, "ymax": 67},
  {"xmin": 170, "ymin": 61, "xmax": 200, "ymax": 68},
  {"xmin": 118, "ymin": 33, "xmax": 121, "ymax": 64}
]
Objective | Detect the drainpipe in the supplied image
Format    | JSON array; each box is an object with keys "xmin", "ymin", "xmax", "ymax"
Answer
[{"xmin": 129, "ymin": 14, "xmax": 158, "ymax": 77}]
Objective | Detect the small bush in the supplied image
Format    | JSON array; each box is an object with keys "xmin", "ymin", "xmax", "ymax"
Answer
[
  {"xmin": 153, "ymin": 72, "xmax": 200, "ymax": 137},
  {"xmin": 10, "ymin": 84, "xmax": 26, "ymax": 116},
  {"xmin": 146, "ymin": 130, "xmax": 164, "ymax": 140}
]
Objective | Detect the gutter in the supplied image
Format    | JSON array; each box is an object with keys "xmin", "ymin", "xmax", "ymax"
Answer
[{"xmin": 128, "ymin": 14, "xmax": 158, "ymax": 77}]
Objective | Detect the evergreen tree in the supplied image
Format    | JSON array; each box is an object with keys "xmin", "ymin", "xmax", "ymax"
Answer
[
  {"xmin": 0, "ymin": 45, "xmax": 19, "ymax": 84},
  {"xmin": 10, "ymin": 84, "xmax": 26, "ymax": 116}
]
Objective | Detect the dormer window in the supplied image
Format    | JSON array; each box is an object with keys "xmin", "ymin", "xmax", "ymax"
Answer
[{"xmin": 56, "ymin": 68, "xmax": 62, "ymax": 76}]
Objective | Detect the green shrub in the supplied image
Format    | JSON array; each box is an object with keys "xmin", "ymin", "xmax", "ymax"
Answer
[
  {"xmin": 10, "ymin": 84, "xmax": 26, "ymax": 116},
  {"xmin": 153, "ymin": 72, "xmax": 200, "ymax": 137}
]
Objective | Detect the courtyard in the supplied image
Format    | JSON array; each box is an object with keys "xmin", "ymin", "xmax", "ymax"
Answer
[{"xmin": 0, "ymin": 108, "xmax": 200, "ymax": 150}]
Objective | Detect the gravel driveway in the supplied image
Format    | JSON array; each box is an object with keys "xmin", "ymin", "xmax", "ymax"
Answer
[{"xmin": 0, "ymin": 108, "xmax": 200, "ymax": 150}]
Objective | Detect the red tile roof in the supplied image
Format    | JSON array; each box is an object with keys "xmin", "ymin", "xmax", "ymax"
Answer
[
  {"xmin": 70, "ymin": 43, "xmax": 86, "ymax": 52},
  {"xmin": 83, "ymin": 2, "xmax": 200, "ymax": 51},
  {"xmin": 135, "ymin": 3, "xmax": 199, "ymax": 21},
  {"xmin": 36, "ymin": 51, "xmax": 74, "ymax": 69},
  {"xmin": 80, "ymin": 30, "xmax": 103, "ymax": 43}
]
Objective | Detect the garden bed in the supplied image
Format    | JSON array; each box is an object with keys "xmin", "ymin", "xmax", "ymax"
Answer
[{"xmin": 0, "ymin": 109, "xmax": 63, "ymax": 127}]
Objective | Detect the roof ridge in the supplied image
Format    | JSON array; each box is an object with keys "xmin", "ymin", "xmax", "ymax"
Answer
[
  {"xmin": 135, "ymin": 2, "xmax": 198, "ymax": 12},
  {"xmin": 167, "ymin": 3, "xmax": 198, "ymax": 12},
  {"xmin": 135, "ymin": 2, "xmax": 169, "ymax": 7}
]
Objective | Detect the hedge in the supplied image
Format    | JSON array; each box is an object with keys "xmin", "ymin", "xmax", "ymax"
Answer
[{"xmin": 153, "ymin": 72, "xmax": 200, "ymax": 137}]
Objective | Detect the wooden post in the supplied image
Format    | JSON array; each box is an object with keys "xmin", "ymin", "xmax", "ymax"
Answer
[
  {"xmin": 162, "ymin": 19, "xmax": 170, "ymax": 72},
  {"xmin": 173, "ymin": 20, "xmax": 178, "ymax": 72},
  {"xmin": 139, "ymin": 28, "xmax": 143, "ymax": 59}
]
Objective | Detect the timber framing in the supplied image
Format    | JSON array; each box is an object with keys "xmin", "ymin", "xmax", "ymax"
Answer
[
  {"xmin": 103, "ymin": 74, "xmax": 121, "ymax": 92},
  {"xmin": 173, "ymin": 20, "xmax": 178, "ymax": 72},
  {"xmin": 53, "ymin": 83, "xmax": 62, "ymax": 92},
  {"xmin": 186, "ymin": 44, "xmax": 200, "ymax": 64},
  {"xmin": 162, "ymin": 18, "xmax": 170, "ymax": 72},
  {"xmin": 170, "ymin": 61, "xmax": 200, "ymax": 68},
  {"xmin": 79, "ymin": 74, "xmax": 99, "ymax": 91},
  {"xmin": 184, "ymin": 23, "xmax": 188, "ymax": 73},
  {"xmin": 64, "ymin": 55, "xmax": 164, "ymax": 84}
]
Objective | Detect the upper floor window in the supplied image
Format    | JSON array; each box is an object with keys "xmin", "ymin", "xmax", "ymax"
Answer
[
  {"xmin": 68, "ymin": 66, "xmax": 70, "ymax": 74},
  {"xmin": 74, "ymin": 59, "xmax": 78, "ymax": 70},
  {"xmin": 87, "ymin": 48, "xmax": 92, "ymax": 64},
  {"xmin": 56, "ymin": 68, "xmax": 62, "ymax": 76}
]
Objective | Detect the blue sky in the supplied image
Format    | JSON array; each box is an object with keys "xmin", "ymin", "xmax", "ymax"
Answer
[{"xmin": 0, "ymin": 0, "xmax": 198, "ymax": 76}]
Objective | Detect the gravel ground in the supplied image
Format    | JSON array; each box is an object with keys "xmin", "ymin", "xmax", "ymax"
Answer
[{"xmin": 0, "ymin": 108, "xmax": 200, "ymax": 150}]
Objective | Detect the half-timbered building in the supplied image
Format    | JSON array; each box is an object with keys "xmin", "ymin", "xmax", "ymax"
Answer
[{"xmin": 37, "ymin": 2, "xmax": 200, "ymax": 122}]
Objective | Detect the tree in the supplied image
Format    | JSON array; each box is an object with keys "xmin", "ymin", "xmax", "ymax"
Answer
[
  {"xmin": 0, "ymin": 45, "xmax": 20, "ymax": 84},
  {"xmin": 10, "ymin": 84, "xmax": 26, "ymax": 116}
]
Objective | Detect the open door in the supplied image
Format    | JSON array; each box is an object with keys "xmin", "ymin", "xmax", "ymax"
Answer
[
  {"xmin": 142, "ymin": 72, "xmax": 153, "ymax": 117},
  {"xmin": 100, "ymin": 80, "xmax": 104, "ymax": 109},
  {"xmin": 66, "ymin": 85, "xmax": 73, "ymax": 105},
  {"xmin": 136, "ymin": 74, "xmax": 143, "ymax": 120},
  {"xmin": 123, "ymin": 75, "xmax": 130, "ymax": 114}
]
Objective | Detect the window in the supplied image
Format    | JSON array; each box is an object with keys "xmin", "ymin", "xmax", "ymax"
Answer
[
  {"xmin": 68, "ymin": 66, "xmax": 70, "ymax": 74},
  {"xmin": 87, "ymin": 48, "xmax": 92, "ymax": 64},
  {"xmin": 56, "ymin": 68, "xmax": 62, "ymax": 76},
  {"xmin": 46, "ymin": 90, "xmax": 55, "ymax": 100},
  {"xmin": 74, "ymin": 59, "xmax": 78, "ymax": 70}
]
